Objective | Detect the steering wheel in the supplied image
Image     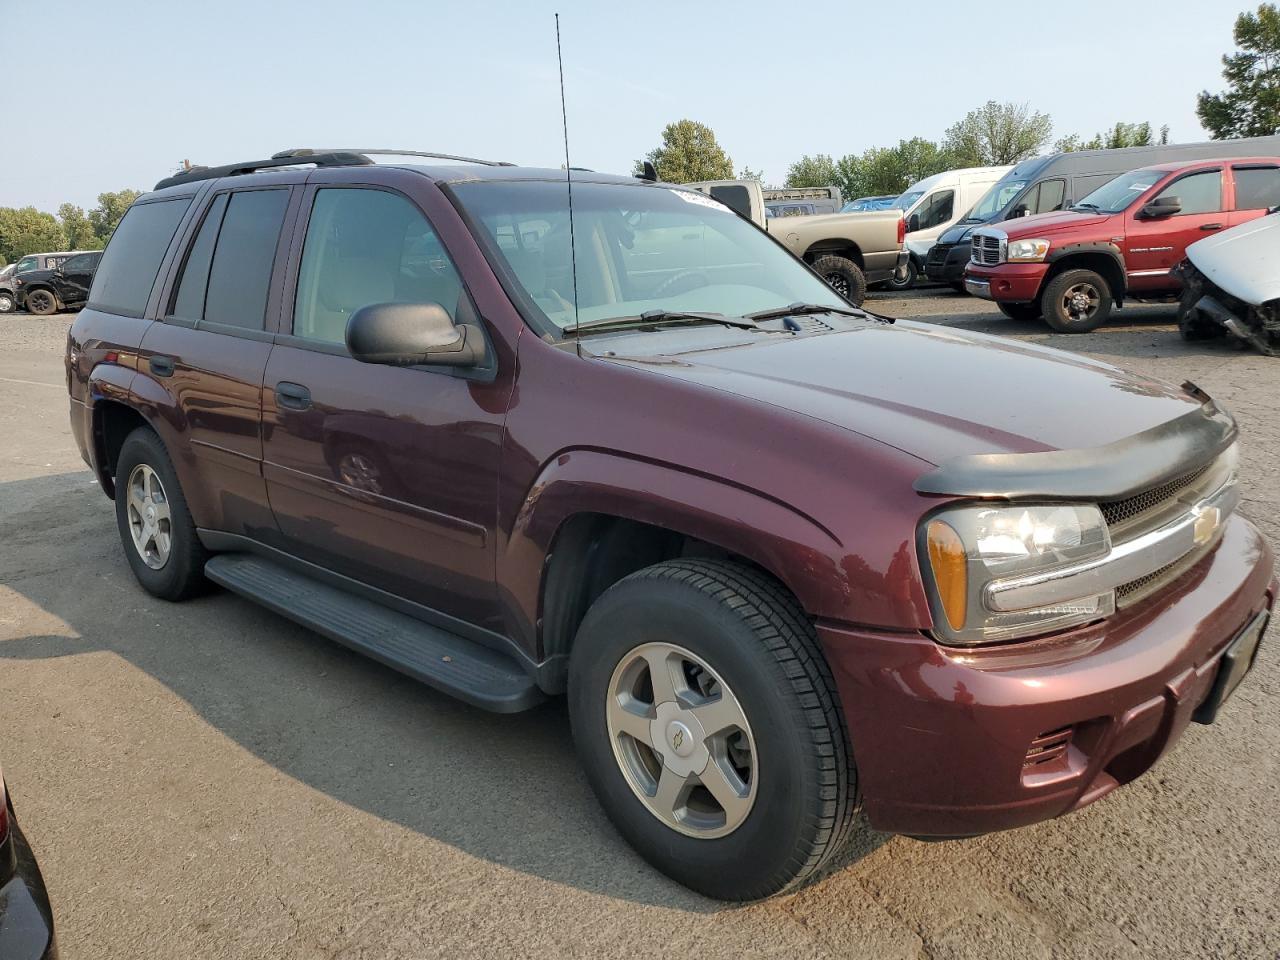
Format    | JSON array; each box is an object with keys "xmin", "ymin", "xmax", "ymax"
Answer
[{"xmin": 652, "ymin": 269, "xmax": 711, "ymax": 299}]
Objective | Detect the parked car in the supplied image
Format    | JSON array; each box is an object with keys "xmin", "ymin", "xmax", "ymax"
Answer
[
  {"xmin": 0, "ymin": 766, "xmax": 58, "ymax": 959},
  {"xmin": 689, "ymin": 178, "xmax": 905, "ymax": 303},
  {"xmin": 927, "ymin": 135, "xmax": 1280, "ymax": 290},
  {"xmin": 67, "ymin": 149, "xmax": 1274, "ymax": 901},
  {"xmin": 842, "ymin": 195, "xmax": 897, "ymax": 212},
  {"xmin": 16, "ymin": 252, "xmax": 103, "ymax": 315},
  {"xmin": 885, "ymin": 165, "xmax": 1010, "ymax": 290},
  {"xmin": 963, "ymin": 158, "xmax": 1280, "ymax": 331},
  {"xmin": 0, "ymin": 250, "xmax": 95, "ymax": 314},
  {"xmin": 1175, "ymin": 208, "xmax": 1280, "ymax": 353}
]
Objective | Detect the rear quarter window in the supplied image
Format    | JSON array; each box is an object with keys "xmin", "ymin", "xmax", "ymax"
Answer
[{"xmin": 89, "ymin": 197, "xmax": 192, "ymax": 316}]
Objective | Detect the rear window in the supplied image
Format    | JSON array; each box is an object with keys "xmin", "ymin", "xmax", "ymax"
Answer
[
  {"xmin": 1233, "ymin": 166, "xmax": 1280, "ymax": 211},
  {"xmin": 89, "ymin": 198, "xmax": 191, "ymax": 316},
  {"xmin": 203, "ymin": 189, "xmax": 289, "ymax": 329}
]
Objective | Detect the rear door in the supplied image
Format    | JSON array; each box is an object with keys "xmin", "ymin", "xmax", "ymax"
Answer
[
  {"xmin": 138, "ymin": 181, "xmax": 299, "ymax": 540},
  {"xmin": 1124, "ymin": 167, "xmax": 1224, "ymax": 293},
  {"xmin": 56, "ymin": 252, "xmax": 100, "ymax": 306},
  {"xmin": 1227, "ymin": 163, "xmax": 1280, "ymax": 226}
]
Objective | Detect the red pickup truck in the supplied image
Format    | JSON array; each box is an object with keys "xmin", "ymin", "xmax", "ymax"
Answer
[{"xmin": 964, "ymin": 158, "xmax": 1280, "ymax": 331}]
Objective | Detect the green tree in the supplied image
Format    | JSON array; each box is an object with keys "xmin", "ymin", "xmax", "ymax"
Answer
[
  {"xmin": 943, "ymin": 101, "xmax": 1052, "ymax": 165},
  {"xmin": 88, "ymin": 189, "xmax": 143, "ymax": 245},
  {"xmin": 0, "ymin": 207, "xmax": 67, "ymax": 264},
  {"xmin": 1197, "ymin": 3, "xmax": 1280, "ymax": 138},
  {"xmin": 784, "ymin": 154, "xmax": 838, "ymax": 188},
  {"xmin": 58, "ymin": 203, "xmax": 102, "ymax": 250},
  {"xmin": 1055, "ymin": 121, "xmax": 1161, "ymax": 152},
  {"xmin": 737, "ymin": 166, "xmax": 764, "ymax": 182},
  {"xmin": 634, "ymin": 120, "xmax": 733, "ymax": 183},
  {"xmin": 830, "ymin": 138, "xmax": 957, "ymax": 201}
]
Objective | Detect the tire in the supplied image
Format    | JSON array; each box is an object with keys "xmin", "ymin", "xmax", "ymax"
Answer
[
  {"xmin": 24, "ymin": 287, "xmax": 58, "ymax": 315},
  {"xmin": 884, "ymin": 256, "xmax": 918, "ymax": 292},
  {"xmin": 1041, "ymin": 268, "xmax": 1113, "ymax": 333},
  {"xmin": 812, "ymin": 255, "xmax": 867, "ymax": 307},
  {"xmin": 0, "ymin": 291, "xmax": 14, "ymax": 314},
  {"xmin": 113, "ymin": 427, "xmax": 209, "ymax": 601},
  {"xmin": 949, "ymin": 281, "xmax": 967, "ymax": 293},
  {"xmin": 568, "ymin": 559, "xmax": 858, "ymax": 901},
  {"xmin": 998, "ymin": 301, "xmax": 1042, "ymax": 321}
]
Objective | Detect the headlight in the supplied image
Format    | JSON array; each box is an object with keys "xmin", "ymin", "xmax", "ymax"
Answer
[
  {"xmin": 1006, "ymin": 238, "xmax": 1050, "ymax": 262},
  {"xmin": 920, "ymin": 503, "xmax": 1113, "ymax": 645}
]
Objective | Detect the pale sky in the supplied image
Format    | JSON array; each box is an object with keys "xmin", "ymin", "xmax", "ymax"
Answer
[{"xmin": 0, "ymin": 0, "xmax": 1247, "ymax": 212}]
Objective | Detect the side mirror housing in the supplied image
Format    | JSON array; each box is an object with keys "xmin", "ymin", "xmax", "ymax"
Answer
[
  {"xmin": 1139, "ymin": 196, "xmax": 1181, "ymax": 219},
  {"xmin": 1011, "ymin": 204, "xmax": 1029, "ymax": 219},
  {"xmin": 346, "ymin": 301, "xmax": 485, "ymax": 368},
  {"xmin": 906, "ymin": 213, "xmax": 921, "ymax": 233}
]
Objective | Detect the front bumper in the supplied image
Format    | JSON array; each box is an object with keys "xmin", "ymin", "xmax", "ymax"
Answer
[
  {"xmin": 819, "ymin": 514, "xmax": 1274, "ymax": 837},
  {"xmin": 963, "ymin": 262, "xmax": 1048, "ymax": 303},
  {"xmin": 0, "ymin": 804, "xmax": 57, "ymax": 960}
]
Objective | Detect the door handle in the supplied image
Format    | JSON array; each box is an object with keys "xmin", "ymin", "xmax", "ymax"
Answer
[
  {"xmin": 149, "ymin": 355, "xmax": 175, "ymax": 377},
  {"xmin": 275, "ymin": 381, "xmax": 312, "ymax": 410},
  {"xmin": 1200, "ymin": 223, "xmax": 1224, "ymax": 231}
]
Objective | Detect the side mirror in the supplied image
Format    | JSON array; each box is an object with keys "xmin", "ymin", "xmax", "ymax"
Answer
[
  {"xmin": 1011, "ymin": 204, "xmax": 1029, "ymax": 218},
  {"xmin": 1139, "ymin": 196, "xmax": 1181, "ymax": 218},
  {"xmin": 906, "ymin": 213, "xmax": 921, "ymax": 233},
  {"xmin": 346, "ymin": 301, "xmax": 485, "ymax": 368}
]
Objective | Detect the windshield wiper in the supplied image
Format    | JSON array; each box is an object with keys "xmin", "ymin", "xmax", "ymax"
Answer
[
  {"xmin": 563, "ymin": 309, "xmax": 757, "ymax": 336},
  {"xmin": 746, "ymin": 302, "xmax": 864, "ymax": 321},
  {"xmin": 1071, "ymin": 202, "xmax": 1100, "ymax": 212}
]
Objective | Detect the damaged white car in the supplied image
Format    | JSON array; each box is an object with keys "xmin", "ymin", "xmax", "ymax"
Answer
[{"xmin": 1176, "ymin": 210, "xmax": 1280, "ymax": 355}]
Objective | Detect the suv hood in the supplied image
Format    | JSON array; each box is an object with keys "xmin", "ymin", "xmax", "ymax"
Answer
[
  {"xmin": 1186, "ymin": 212, "xmax": 1280, "ymax": 306},
  {"xmin": 610, "ymin": 320, "xmax": 1204, "ymax": 469},
  {"xmin": 998, "ymin": 209, "xmax": 1110, "ymax": 238}
]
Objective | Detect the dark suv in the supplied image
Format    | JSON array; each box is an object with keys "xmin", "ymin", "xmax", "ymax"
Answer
[
  {"xmin": 66, "ymin": 149, "xmax": 1274, "ymax": 901},
  {"xmin": 17, "ymin": 251, "xmax": 102, "ymax": 315}
]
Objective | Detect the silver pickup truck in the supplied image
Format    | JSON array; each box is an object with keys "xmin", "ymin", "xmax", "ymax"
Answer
[{"xmin": 689, "ymin": 179, "xmax": 906, "ymax": 305}]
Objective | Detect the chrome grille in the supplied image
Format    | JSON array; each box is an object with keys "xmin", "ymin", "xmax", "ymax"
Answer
[
  {"xmin": 970, "ymin": 234, "xmax": 1002, "ymax": 265},
  {"xmin": 1100, "ymin": 463, "xmax": 1211, "ymax": 530}
]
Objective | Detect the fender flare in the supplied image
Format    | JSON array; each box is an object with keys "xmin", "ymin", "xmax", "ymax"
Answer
[
  {"xmin": 498, "ymin": 449, "xmax": 849, "ymax": 658},
  {"xmin": 85, "ymin": 363, "xmax": 143, "ymax": 495},
  {"xmin": 1045, "ymin": 242, "xmax": 1128, "ymax": 303}
]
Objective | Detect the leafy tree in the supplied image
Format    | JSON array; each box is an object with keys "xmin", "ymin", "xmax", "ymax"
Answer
[
  {"xmin": 0, "ymin": 207, "xmax": 67, "ymax": 264},
  {"xmin": 737, "ymin": 166, "xmax": 764, "ymax": 182},
  {"xmin": 943, "ymin": 101, "xmax": 1052, "ymax": 165},
  {"xmin": 634, "ymin": 120, "xmax": 733, "ymax": 183},
  {"xmin": 1055, "ymin": 121, "xmax": 1162, "ymax": 152},
  {"xmin": 88, "ymin": 190, "xmax": 143, "ymax": 244},
  {"xmin": 785, "ymin": 154, "xmax": 838, "ymax": 188},
  {"xmin": 1197, "ymin": 3, "xmax": 1280, "ymax": 138},
  {"xmin": 58, "ymin": 203, "xmax": 102, "ymax": 250},
  {"xmin": 829, "ymin": 138, "xmax": 957, "ymax": 201}
]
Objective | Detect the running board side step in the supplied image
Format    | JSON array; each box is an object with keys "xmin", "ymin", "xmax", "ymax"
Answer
[{"xmin": 204, "ymin": 554, "xmax": 545, "ymax": 713}]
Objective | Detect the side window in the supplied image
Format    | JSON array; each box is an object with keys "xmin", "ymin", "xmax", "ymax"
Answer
[
  {"xmin": 62, "ymin": 254, "xmax": 93, "ymax": 272},
  {"xmin": 170, "ymin": 193, "xmax": 229, "ymax": 321},
  {"xmin": 203, "ymin": 190, "xmax": 289, "ymax": 329},
  {"xmin": 915, "ymin": 190, "xmax": 955, "ymax": 230},
  {"xmin": 293, "ymin": 188, "xmax": 463, "ymax": 346},
  {"xmin": 708, "ymin": 185, "xmax": 752, "ymax": 219},
  {"xmin": 1034, "ymin": 179, "xmax": 1065, "ymax": 213},
  {"xmin": 1233, "ymin": 166, "xmax": 1280, "ymax": 211},
  {"xmin": 1155, "ymin": 170, "xmax": 1222, "ymax": 215},
  {"xmin": 89, "ymin": 198, "xmax": 192, "ymax": 316},
  {"xmin": 15, "ymin": 257, "xmax": 38, "ymax": 273}
]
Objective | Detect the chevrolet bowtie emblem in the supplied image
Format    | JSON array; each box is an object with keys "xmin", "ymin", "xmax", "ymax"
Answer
[
  {"xmin": 672, "ymin": 729, "xmax": 684, "ymax": 750},
  {"xmin": 1193, "ymin": 504, "xmax": 1221, "ymax": 547}
]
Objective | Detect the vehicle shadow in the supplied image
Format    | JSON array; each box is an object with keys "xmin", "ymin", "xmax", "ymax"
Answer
[{"xmin": 0, "ymin": 471, "xmax": 891, "ymax": 910}]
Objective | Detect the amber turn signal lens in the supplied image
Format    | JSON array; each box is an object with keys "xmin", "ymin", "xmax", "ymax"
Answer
[{"xmin": 927, "ymin": 519, "xmax": 968, "ymax": 632}]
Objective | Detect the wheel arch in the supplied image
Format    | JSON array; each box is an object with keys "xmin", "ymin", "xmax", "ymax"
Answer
[
  {"xmin": 802, "ymin": 240, "xmax": 865, "ymax": 269},
  {"xmin": 1044, "ymin": 244, "xmax": 1128, "ymax": 305},
  {"xmin": 90, "ymin": 398, "xmax": 155, "ymax": 499}
]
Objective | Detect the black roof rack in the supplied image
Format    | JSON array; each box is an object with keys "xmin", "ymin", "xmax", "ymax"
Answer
[
  {"xmin": 154, "ymin": 151, "xmax": 373, "ymax": 191},
  {"xmin": 272, "ymin": 148, "xmax": 516, "ymax": 167}
]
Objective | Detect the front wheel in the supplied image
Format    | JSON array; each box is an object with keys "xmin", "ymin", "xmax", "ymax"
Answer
[
  {"xmin": 24, "ymin": 288, "xmax": 58, "ymax": 315},
  {"xmin": 569, "ymin": 559, "xmax": 858, "ymax": 901},
  {"xmin": 1042, "ymin": 269, "xmax": 1113, "ymax": 333},
  {"xmin": 812, "ymin": 255, "xmax": 868, "ymax": 307},
  {"xmin": 0, "ymin": 291, "xmax": 15, "ymax": 314}
]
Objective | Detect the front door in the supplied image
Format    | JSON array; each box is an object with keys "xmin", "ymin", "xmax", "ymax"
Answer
[
  {"xmin": 262, "ymin": 184, "xmax": 508, "ymax": 630},
  {"xmin": 1124, "ymin": 167, "xmax": 1224, "ymax": 294},
  {"xmin": 54, "ymin": 252, "xmax": 100, "ymax": 306}
]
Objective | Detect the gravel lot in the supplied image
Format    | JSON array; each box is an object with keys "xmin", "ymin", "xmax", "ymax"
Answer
[{"xmin": 1, "ymin": 291, "xmax": 1277, "ymax": 959}]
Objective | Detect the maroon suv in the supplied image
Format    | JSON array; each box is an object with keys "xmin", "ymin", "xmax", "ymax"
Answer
[{"xmin": 66, "ymin": 149, "xmax": 1274, "ymax": 901}]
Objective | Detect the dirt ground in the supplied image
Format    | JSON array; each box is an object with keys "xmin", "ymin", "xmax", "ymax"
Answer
[{"xmin": 1, "ymin": 291, "xmax": 1277, "ymax": 959}]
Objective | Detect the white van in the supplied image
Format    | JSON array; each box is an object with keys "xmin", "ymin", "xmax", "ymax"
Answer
[{"xmin": 886, "ymin": 166, "xmax": 1011, "ymax": 289}]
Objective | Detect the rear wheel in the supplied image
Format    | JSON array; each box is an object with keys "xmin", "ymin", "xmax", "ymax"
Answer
[
  {"xmin": 114, "ymin": 427, "xmax": 209, "ymax": 600},
  {"xmin": 885, "ymin": 257, "xmax": 918, "ymax": 292},
  {"xmin": 812, "ymin": 255, "xmax": 867, "ymax": 307},
  {"xmin": 1042, "ymin": 269, "xmax": 1113, "ymax": 333},
  {"xmin": 25, "ymin": 288, "xmax": 57, "ymax": 315},
  {"xmin": 569, "ymin": 559, "xmax": 858, "ymax": 901},
  {"xmin": 998, "ymin": 301, "xmax": 1042, "ymax": 321},
  {"xmin": 0, "ymin": 291, "xmax": 14, "ymax": 313}
]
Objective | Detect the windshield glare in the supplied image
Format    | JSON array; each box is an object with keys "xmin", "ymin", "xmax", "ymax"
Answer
[
  {"xmin": 966, "ymin": 179, "xmax": 1028, "ymax": 220},
  {"xmin": 1075, "ymin": 169, "xmax": 1162, "ymax": 213},
  {"xmin": 892, "ymin": 191, "xmax": 924, "ymax": 211},
  {"xmin": 454, "ymin": 181, "xmax": 847, "ymax": 331}
]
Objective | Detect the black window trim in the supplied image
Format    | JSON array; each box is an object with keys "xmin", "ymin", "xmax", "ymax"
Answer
[{"xmin": 84, "ymin": 193, "xmax": 199, "ymax": 319}]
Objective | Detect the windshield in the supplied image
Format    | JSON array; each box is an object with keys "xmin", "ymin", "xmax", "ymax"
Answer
[
  {"xmin": 964, "ymin": 179, "xmax": 1028, "ymax": 221},
  {"xmin": 453, "ymin": 180, "xmax": 846, "ymax": 332},
  {"xmin": 1074, "ymin": 169, "xmax": 1163, "ymax": 213},
  {"xmin": 891, "ymin": 191, "xmax": 924, "ymax": 211}
]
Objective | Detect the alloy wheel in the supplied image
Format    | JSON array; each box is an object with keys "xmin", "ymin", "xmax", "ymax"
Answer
[
  {"xmin": 606, "ymin": 641, "xmax": 757, "ymax": 839},
  {"xmin": 28, "ymin": 290, "xmax": 55, "ymax": 314},
  {"xmin": 0, "ymin": 293, "xmax": 14, "ymax": 313},
  {"xmin": 1061, "ymin": 281, "xmax": 1100, "ymax": 322},
  {"xmin": 825, "ymin": 273, "xmax": 850, "ymax": 297},
  {"xmin": 125, "ymin": 464, "xmax": 173, "ymax": 570}
]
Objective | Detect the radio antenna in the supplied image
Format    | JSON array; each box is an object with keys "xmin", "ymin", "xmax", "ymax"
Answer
[{"xmin": 555, "ymin": 13, "xmax": 581, "ymax": 332}]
